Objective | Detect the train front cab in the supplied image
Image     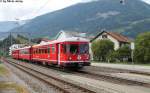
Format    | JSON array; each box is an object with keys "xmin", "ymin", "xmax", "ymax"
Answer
[{"xmin": 58, "ymin": 42, "xmax": 91, "ymax": 68}]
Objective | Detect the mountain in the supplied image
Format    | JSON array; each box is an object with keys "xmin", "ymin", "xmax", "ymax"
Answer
[
  {"xmin": 0, "ymin": 20, "xmax": 27, "ymax": 40},
  {"xmin": 0, "ymin": 21, "xmax": 18, "ymax": 40},
  {"xmin": 0, "ymin": 21, "xmax": 18, "ymax": 32},
  {"xmin": 9, "ymin": 0, "xmax": 150, "ymax": 38}
]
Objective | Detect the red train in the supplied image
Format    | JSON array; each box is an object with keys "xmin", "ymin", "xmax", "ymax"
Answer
[{"xmin": 11, "ymin": 38, "xmax": 90, "ymax": 68}]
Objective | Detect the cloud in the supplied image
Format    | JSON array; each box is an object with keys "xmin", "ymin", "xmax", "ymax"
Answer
[
  {"xmin": 0, "ymin": 0, "xmax": 84, "ymax": 21},
  {"xmin": 0, "ymin": 0, "xmax": 150, "ymax": 21},
  {"xmin": 142, "ymin": 0, "xmax": 150, "ymax": 4}
]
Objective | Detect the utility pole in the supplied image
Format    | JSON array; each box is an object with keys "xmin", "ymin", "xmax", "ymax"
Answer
[
  {"xmin": 28, "ymin": 32, "xmax": 31, "ymax": 45},
  {"xmin": 10, "ymin": 32, "xmax": 12, "ymax": 46}
]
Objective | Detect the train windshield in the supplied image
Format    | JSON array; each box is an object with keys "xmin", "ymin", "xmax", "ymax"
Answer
[
  {"xmin": 65, "ymin": 44, "xmax": 89, "ymax": 54},
  {"xmin": 79, "ymin": 44, "xmax": 89, "ymax": 54},
  {"xmin": 69, "ymin": 44, "xmax": 78, "ymax": 54}
]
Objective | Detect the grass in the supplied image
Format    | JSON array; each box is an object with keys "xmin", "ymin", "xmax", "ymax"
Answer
[
  {"xmin": 0, "ymin": 64, "xmax": 9, "ymax": 76},
  {"xmin": 0, "ymin": 63, "xmax": 29, "ymax": 93},
  {"xmin": 0, "ymin": 82, "xmax": 29, "ymax": 93}
]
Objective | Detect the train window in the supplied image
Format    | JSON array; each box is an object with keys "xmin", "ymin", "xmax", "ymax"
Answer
[
  {"xmin": 43, "ymin": 49, "xmax": 45, "ymax": 54},
  {"xmin": 41, "ymin": 49, "xmax": 44, "ymax": 54},
  {"xmin": 41, "ymin": 49, "xmax": 43, "ymax": 54},
  {"xmin": 43, "ymin": 49, "xmax": 46, "ymax": 54},
  {"xmin": 25, "ymin": 50, "xmax": 27, "ymax": 54},
  {"xmin": 69, "ymin": 44, "xmax": 78, "ymax": 54},
  {"xmin": 48, "ymin": 47, "xmax": 50, "ymax": 54},
  {"xmin": 40, "ymin": 49, "xmax": 42, "ymax": 54},
  {"xmin": 79, "ymin": 44, "xmax": 89, "ymax": 54},
  {"xmin": 45, "ymin": 49, "xmax": 47, "ymax": 53},
  {"xmin": 37, "ymin": 49, "xmax": 39, "ymax": 54},
  {"xmin": 26, "ymin": 50, "xmax": 29, "ymax": 54},
  {"xmin": 52, "ymin": 45, "xmax": 55, "ymax": 53},
  {"xmin": 36, "ymin": 49, "xmax": 37, "ymax": 54},
  {"xmin": 38, "ymin": 49, "xmax": 40, "ymax": 54}
]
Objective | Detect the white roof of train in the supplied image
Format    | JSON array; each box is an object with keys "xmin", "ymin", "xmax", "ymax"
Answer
[
  {"xmin": 13, "ymin": 46, "xmax": 31, "ymax": 50},
  {"xmin": 32, "ymin": 37, "xmax": 89, "ymax": 47}
]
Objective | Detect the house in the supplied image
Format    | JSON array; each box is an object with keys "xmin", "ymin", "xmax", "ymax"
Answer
[{"xmin": 90, "ymin": 31, "xmax": 131, "ymax": 50}]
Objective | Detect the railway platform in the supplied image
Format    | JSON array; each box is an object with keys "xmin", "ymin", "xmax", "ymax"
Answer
[{"xmin": 92, "ymin": 63, "xmax": 150, "ymax": 74}]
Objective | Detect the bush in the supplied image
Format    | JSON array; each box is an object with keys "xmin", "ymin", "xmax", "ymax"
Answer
[
  {"xmin": 92, "ymin": 40, "xmax": 114, "ymax": 61},
  {"xmin": 134, "ymin": 32, "xmax": 150, "ymax": 63},
  {"xmin": 107, "ymin": 45, "xmax": 131, "ymax": 62}
]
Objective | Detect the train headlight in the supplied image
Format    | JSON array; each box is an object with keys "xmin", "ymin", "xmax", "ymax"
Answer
[
  {"xmin": 86, "ymin": 55, "xmax": 89, "ymax": 60},
  {"xmin": 77, "ymin": 55, "xmax": 81, "ymax": 60},
  {"xmin": 68, "ymin": 57, "xmax": 72, "ymax": 60}
]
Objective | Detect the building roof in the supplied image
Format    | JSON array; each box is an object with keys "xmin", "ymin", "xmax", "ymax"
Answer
[{"xmin": 91, "ymin": 31, "xmax": 131, "ymax": 43}]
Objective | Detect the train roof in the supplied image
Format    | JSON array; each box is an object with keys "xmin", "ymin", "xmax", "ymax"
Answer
[
  {"xmin": 12, "ymin": 46, "xmax": 31, "ymax": 51},
  {"xmin": 32, "ymin": 37, "xmax": 89, "ymax": 47}
]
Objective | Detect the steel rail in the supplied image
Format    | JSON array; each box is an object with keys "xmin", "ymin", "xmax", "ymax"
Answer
[
  {"xmin": 4, "ymin": 59, "xmax": 96, "ymax": 93},
  {"xmin": 76, "ymin": 70, "xmax": 150, "ymax": 88},
  {"xmin": 5, "ymin": 58, "xmax": 150, "ymax": 89}
]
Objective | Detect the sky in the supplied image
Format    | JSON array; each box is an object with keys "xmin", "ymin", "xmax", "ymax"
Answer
[{"xmin": 0, "ymin": 0, "xmax": 150, "ymax": 21}]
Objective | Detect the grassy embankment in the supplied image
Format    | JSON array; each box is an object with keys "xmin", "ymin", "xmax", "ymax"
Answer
[{"xmin": 0, "ymin": 63, "xmax": 29, "ymax": 93}]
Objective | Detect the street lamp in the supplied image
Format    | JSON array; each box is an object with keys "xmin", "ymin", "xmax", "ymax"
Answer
[{"xmin": 131, "ymin": 42, "xmax": 135, "ymax": 64}]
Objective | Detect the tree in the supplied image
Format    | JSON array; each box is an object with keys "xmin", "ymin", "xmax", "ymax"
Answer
[
  {"xmin": 107, "ymin": 45, "xmax": 131, "ymax": 62},
  {"xmin": 116, "ymin": 45, "xmax": 131, "ymax": 62},
  {"xmin": 91, "ymin": 40, "xmax": 114, "ymax": 61},
  {"xmin": 134, "ymin": 32, "xmax": 150, "ymax": 63},
  {"xmin": 0, "ymin": 34, "xmax": 33, "ymax": 56}
]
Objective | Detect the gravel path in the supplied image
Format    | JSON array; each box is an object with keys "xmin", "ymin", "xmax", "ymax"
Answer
[
  {"xmin": 0, "ymin": 63, "xmax": 29, "ymax": 93},
  {"xmin": 5, "ymin": 62, "xmax": 62, "ymax": 93}
]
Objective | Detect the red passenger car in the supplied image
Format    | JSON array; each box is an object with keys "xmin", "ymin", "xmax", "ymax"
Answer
[
  {"xmin": 18, "ymin": 46, "xmax": 31, "ymax": 61},
  {"xmin": 12, "ymin": 49, "xmax": 19, "ymax": 59},
  {"xmin": 11, "ymin": 37, "xmax": 90, "ymax": 68},
  {"xmin": 32, "ymin": 37, "xmax": 90, "ymax": 68}
]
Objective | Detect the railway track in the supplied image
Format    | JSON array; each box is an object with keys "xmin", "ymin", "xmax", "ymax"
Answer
[
  {"xmin": 4, "ymin": 59, "xmax": 97, "ymax": 93},
  {"xmin": 89, "ymin": 66, "xmax": 150, "ymax": 76},
  {"xmin": 75, "ymin": 70, "xmax": 150, "ymax": 87},
  {"xmin": 5, "ymin": 58, "xmax": 150, "ymax": 89}
]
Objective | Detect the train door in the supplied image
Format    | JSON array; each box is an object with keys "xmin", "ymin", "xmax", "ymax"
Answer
[
  {"xmin": 58, "ymin": 44, "xmax": 61, "ymax": 65},
  {"xmin": 30, "ymin": 46, "xmax": 32, "ymax": 61},
  {"xmin": 48, "ymin": 46, "xmax": 50, "ymax": 60}
]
